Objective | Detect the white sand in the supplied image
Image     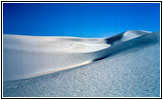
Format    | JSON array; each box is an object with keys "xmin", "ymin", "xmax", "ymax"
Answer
[{"xmin": 3, "ymin": 30, "xmax": 152, "ymax": 81}]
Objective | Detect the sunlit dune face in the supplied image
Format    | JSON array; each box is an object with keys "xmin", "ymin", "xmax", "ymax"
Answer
[{"xmin": 4, "ymin": 35, "xmax": 111, "ymax": 53}]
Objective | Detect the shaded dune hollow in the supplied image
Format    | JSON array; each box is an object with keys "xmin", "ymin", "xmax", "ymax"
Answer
[{"xmin": 3, "ymin": 30, "xmax": 159, "ymax": 81}]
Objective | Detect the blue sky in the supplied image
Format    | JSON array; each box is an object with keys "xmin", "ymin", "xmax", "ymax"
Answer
[{"xmin": 3, "ymin": 3, "xmax": 160, "ymax": 38}]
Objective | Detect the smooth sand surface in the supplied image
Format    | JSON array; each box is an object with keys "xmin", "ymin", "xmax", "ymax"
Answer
[{"xmin": 3, "ymin": 31, "xmax": 160, "ymax": 97}]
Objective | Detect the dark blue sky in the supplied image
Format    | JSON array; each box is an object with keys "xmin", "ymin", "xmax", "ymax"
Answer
[{"xmin": 3, "ymin": 3, "xmax": 160, "ymax": 38}]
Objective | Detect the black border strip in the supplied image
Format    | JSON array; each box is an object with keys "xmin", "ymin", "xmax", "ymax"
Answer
[
  {"xmin": 1, "ymin": 1, "xmax": 3, "ymax": 99},
  {"xmin": 1, "ymin": 1, "xmax": 162, "ymax": 3},
  {"xmin": 1, "ymin": 1, "xmax": 162, "ymax": 99}
]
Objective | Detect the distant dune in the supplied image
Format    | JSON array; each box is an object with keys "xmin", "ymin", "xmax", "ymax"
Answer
[{"xmin": 3, "ymin": 30, "xmax": 158, "ymax": 81}]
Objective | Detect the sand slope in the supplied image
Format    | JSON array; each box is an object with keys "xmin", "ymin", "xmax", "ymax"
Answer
[
  {"xmin": 3, "ymin": 30, "xmax": 155, "ymax": 81},
  {"xmin": 3, "ymin": 31, "xmax": 160, "ymax": 97}
]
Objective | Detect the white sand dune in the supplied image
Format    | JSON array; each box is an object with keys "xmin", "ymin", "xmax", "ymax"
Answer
[
  {"xmin": 3, "ymin": 30, "xmax": 153, "ymax": 81},
  {"xmin": 3, "ymin": 31, "xmax": 160, "ymax": 97}
]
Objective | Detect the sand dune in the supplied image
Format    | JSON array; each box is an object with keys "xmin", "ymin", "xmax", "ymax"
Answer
[{"xmin": 3, "ymin": 30, "xmax": 154, "ymax": 81}]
